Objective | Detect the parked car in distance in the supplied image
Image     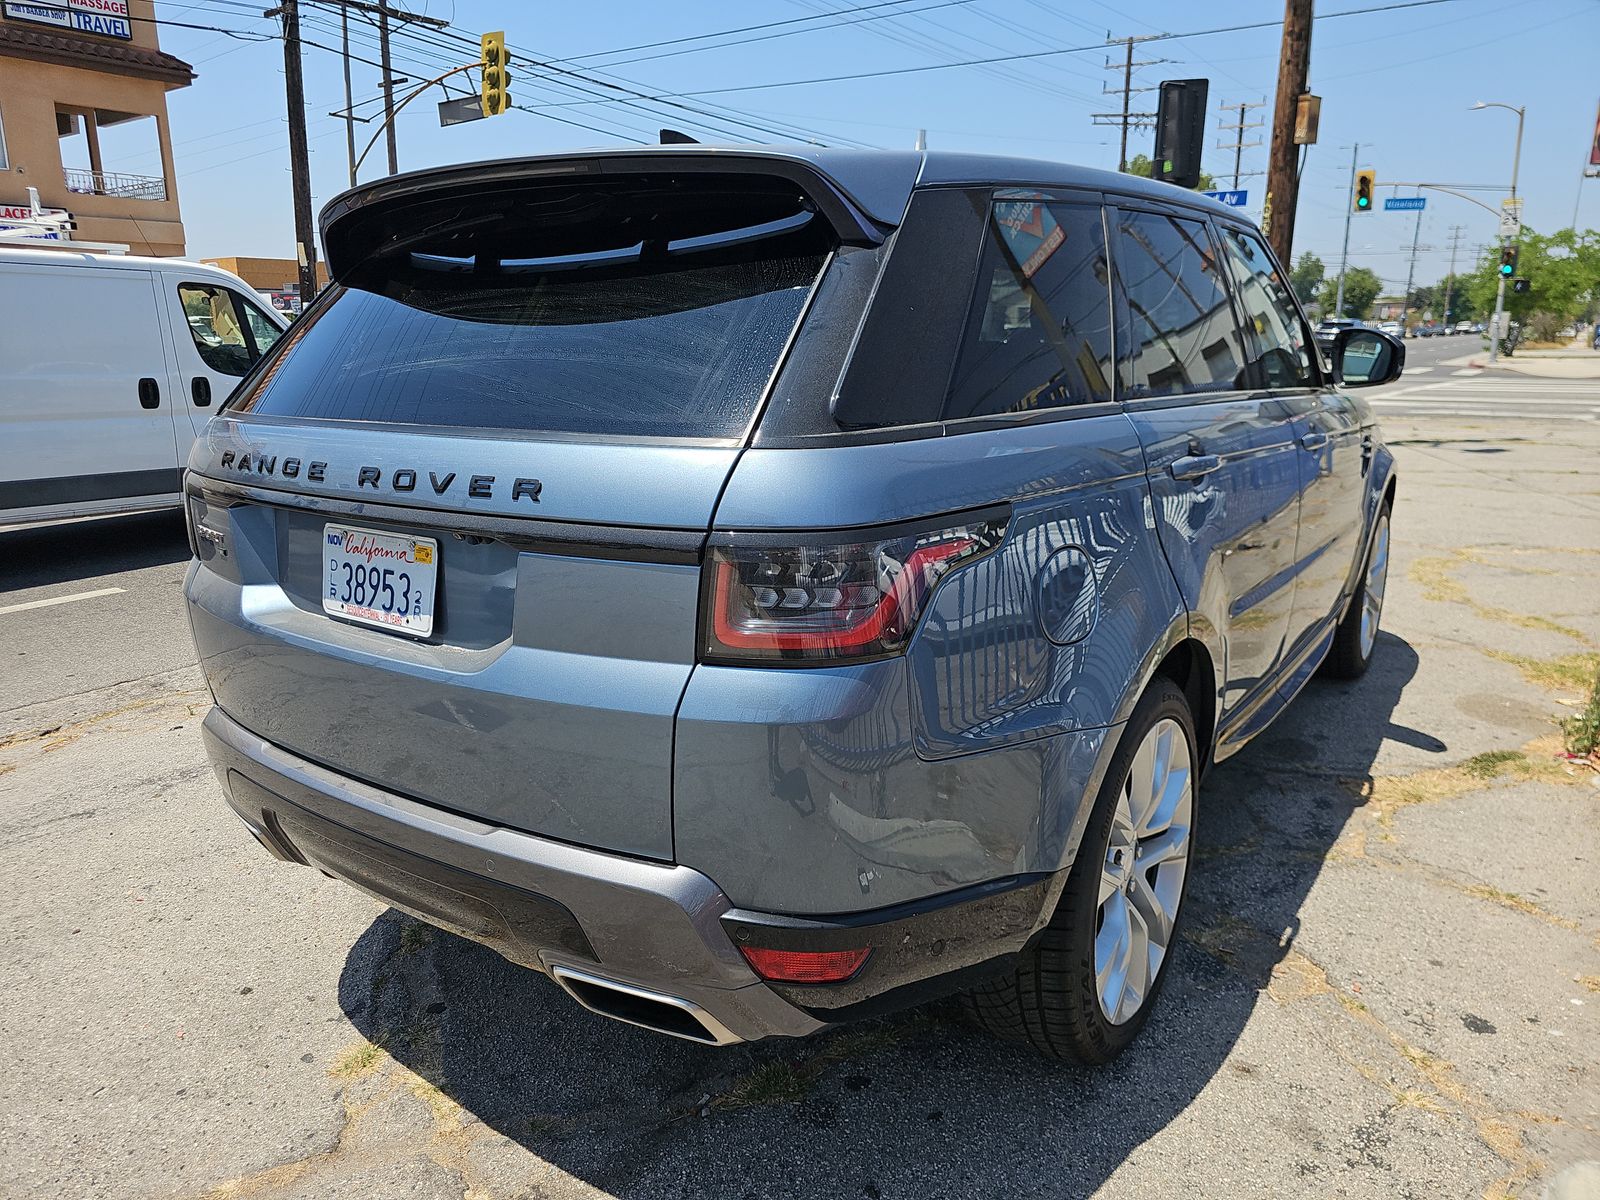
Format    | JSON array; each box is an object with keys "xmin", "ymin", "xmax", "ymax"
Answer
[
  {"xmin": 1377, "ymin": 321, "xmax": 1404, "ymax": 340},
  {"xmin": 183, "ymin": 147, "xmax": 1401, "ymax": 1064},
  {"xmin": 1451, "ymin": 322, "xmax": 1473, "ymax": 335},
  {"xmin": 1314, "ymin": 316, "xmax": 1362, "ymax": 357},
  {"xmin": 0, "ymin": 248, "xmax": 288, "ymax": 527}
]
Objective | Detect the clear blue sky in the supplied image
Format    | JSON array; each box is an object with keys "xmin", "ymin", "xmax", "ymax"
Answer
[{"xmin": 148, "ymin": 0, "xmax": 1600, "ymax": 294}]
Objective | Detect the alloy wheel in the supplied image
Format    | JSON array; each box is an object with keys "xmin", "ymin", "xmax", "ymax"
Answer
[{"xmin": 1095, "ymin": 716, "xmax": 1194, "ymax": 1025}]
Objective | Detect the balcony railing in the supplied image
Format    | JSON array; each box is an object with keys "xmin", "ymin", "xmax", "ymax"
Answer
[{"xmin": 63, "ymin": 167, "xmax": 167, "ymax": 201}]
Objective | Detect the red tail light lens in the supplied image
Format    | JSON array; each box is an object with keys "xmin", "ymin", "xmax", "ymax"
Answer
[
  {"xmin": 738, "ymin": 945, "xmax": 872, "ymax": 984},
  {"xmin": 702, "ymin": 514, "xmax": 1006, "ymax": 664}
]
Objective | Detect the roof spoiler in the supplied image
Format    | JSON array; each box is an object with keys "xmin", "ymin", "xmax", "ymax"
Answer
[{"xmin": 319, "ymin": 149, "xmax": 917, "ymax": 281}]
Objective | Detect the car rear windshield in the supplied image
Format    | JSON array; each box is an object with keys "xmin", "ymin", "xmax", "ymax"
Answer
[{"xmin": 231, "ymin": 201, "xmax": 829, "ymax": 440}]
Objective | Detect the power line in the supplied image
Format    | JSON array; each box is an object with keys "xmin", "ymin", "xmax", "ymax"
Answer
[
  {"xmin": 505, "ymin": 0, "xmax": 1462, "ymax": 110},
  {"xmin": 575, "ymin": 0, "xmax": 986, "ymax": 73},
  {"xmin": 340, "ymin": 9, "xmax": 879, "ymax": 147}
]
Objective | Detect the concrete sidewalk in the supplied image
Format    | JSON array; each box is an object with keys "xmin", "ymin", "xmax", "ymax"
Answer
[{"xmin": 1446, "ymin": 341, "xmax": 1600, "ymax": 379}]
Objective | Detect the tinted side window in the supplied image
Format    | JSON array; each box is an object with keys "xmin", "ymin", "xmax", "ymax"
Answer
[
  {"xmin": 943, "ymin": 201, "xmax": 1114, "ymax": 420},
  {"xmin": 1218, "ymin": 227, "xmax": 1316, "ymax": 389},
  {"xmin": 1116, "ymin": 210, "xmax": 1246, "ymax": 399}
]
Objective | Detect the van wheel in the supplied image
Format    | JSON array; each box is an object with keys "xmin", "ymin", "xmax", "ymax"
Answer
[
  {"xmin": 1325, "ymin": 505, "xmax": 1391, "ymax": 680},
  {"xmin": 966, "ymin": 677, "xmax": 1197, "ymax": 1063}
]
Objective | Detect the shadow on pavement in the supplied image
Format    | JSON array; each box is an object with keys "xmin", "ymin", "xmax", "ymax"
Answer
[
  {"xmin": 0, "ymin": 510, "xmax": 190, "ymax": 594},
  {"xmin": 340, "ymin": 633, "xmax": 1424, "ymax": 1196}
]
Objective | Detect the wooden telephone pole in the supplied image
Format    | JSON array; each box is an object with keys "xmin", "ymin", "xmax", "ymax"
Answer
[
  {"xmin": 268, "ymin": 0, "xmax": 319, "ymax": 306},
  {"xmin": 1262, "ymin": 0, "xmax": 1312, "ymax": 264}
]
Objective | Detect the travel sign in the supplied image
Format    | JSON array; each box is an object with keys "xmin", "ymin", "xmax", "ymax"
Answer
[
  {"xmin": 1, "ymin": 0, "xmax": 131, "ymax": 40},
  {"xmin": 1202, "ymin": 189, "xmax": 1249, "ymax": 207},
  {"xmin": 1384, "ymin": 196, "xmax": 1427, "ymax": 212}
]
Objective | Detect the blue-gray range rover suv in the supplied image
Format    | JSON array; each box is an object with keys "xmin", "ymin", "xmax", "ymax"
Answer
[{"xmin": 183, "ymin": 147, "xmax": 1401, "ymax": 1063}]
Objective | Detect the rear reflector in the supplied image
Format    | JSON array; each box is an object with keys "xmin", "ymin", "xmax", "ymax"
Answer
[{"xmin": 738, "ymin": 944, "xmax": 872, "ymax": 984}]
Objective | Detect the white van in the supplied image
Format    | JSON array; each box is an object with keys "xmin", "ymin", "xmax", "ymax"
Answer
[{"xmin": 0, "ymin": 248, "xmax": 290, "ymax": 527}]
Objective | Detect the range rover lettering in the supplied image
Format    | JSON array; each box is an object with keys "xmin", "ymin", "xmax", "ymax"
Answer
[{"xmin": 183, "ymin": 147, "xmax": 1401, "ymax": 1062}]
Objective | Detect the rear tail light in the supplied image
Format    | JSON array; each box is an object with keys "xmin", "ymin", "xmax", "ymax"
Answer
[
  {"xmin": 738, "ymin": 944, "xmax": 872, "ymax": 984},
  {"xmin": 701, "ymin": 513, "xmax": 1006, "ymax": 665}
]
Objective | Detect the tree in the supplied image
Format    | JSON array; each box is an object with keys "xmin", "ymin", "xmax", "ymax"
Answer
[
  {"xmin": 1290, "ymin": 252, "xmax": 1324, "ymax": 306},
  {"xmin": 1124, "ymin": 152, "xmax": 1217, "ymax": 193},
  {"xmin": 1316, "ymin": 267, "xmax": 1383, "ymax": 319}
]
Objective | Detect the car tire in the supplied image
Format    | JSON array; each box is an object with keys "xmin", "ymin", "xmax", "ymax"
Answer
[
  {"xmin": 965, "ymin": 677, "xmax": 1197, "ymax": 1064},
  {"xmin": 1325, "ymin": 504, "xmax": 1392, "ymax": 680}
]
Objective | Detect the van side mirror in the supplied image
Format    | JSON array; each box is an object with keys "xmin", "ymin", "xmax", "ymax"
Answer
[{"xmin": 1333, "ymin": 327, "xmax": 1404, "ymax": 387}]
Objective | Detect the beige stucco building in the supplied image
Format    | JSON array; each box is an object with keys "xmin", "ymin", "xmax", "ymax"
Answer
[{"xmin": 0, "ymin": 0, "xmax": 193, "ymax": 255}]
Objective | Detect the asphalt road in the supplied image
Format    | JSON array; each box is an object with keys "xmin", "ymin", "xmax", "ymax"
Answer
[
  {"xmin": 2, "ymin": 415, "xmax": 1598, "ymax": 1200},
  {"xmin": 1, "ymin": 509, "xmax": 195, "ymax": 709},
  {"xmin": 1363, "ymin": 335, "xmax": 1600, "ymax": 422}
]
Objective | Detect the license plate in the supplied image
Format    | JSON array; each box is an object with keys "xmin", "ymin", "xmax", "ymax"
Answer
[{"xmin": 321, "ymin": 524, "xmax": 437, "ymax": 637}]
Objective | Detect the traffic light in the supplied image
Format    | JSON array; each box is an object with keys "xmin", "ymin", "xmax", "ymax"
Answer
[
  {"xmin": 1499, "ymin": 245, "xmax": 1518, "ymax": 277},
  {"xmin": 1353, "ymin": 169, "xmax": 1375, "ymax": 213},
  {"xmin": 1512, "ymin": 278, "xmax": 1530, "ymax": 294},
  {"xmin": 480, "ymin": 31, "xmax": 511, "ymax": 117}
]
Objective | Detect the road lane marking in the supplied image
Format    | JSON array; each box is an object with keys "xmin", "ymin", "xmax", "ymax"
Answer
[
  {"xmin": 1452, "ymin": 368, "xmax": 1484, "ymax": 376},
  {"xmin": 0, "ymin": 587, "xmax": 125, "ymax": 616}
]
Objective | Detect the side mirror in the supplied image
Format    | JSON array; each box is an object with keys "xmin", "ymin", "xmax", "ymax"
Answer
[{"xmin": 1333, "ymin": 327, "xmax": 1404, "ymax": 387}]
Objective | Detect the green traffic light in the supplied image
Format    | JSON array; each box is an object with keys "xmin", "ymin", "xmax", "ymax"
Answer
[{"xmin": 1357, "ymin": 196, "xmax": 1369, "ymax": 208}]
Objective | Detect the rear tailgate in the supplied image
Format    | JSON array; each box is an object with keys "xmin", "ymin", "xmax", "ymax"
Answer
[
  {"xmin": 187, "ymin": 424, "xmax": 727, "ymax": 861},
  {"xmin": 186, "ymin": 162, "xmax": 873, "ymax": 860}
]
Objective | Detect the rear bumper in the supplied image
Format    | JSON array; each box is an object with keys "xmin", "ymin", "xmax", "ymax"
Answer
[{"xmin": 201, "ymin": 706, "xmax": 1054, "ymax": 1044}]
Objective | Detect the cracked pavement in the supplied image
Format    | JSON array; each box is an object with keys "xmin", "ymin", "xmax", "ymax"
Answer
[{"xmin": 2, "ymin": 415, "xmax": 1598, "ymax": 1199}]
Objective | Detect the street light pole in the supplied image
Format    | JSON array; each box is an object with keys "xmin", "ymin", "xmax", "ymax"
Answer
[
  {"xmin": 1474, "ymin": 100, "xmax": 1525, "ymax": 365},
  {"xmin": 1335, "ymin": 143, "xmax": 1357, "ymax": 318}
]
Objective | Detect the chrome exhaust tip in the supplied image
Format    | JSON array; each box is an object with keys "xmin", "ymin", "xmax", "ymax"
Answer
[{"xmin": 550, "ymin": 965, "xmax": 742, "ymax": 1046}]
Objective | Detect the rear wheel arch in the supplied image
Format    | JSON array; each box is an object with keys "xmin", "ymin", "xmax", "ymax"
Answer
[{"xmin": 1151, "ymin": 638, "xmax": 1217, "ymax": 776}]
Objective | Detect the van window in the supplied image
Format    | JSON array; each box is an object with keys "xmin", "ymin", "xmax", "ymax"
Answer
[
  {"xmin": 1115, "ymin": 210, "xmax": 1247, "ymax": 399},
  {"xmin": 178, "ymin": 284, "xmax": 281, "ymax": 376},
  {"xmin": 944, "ymin": 201, "xmax": 1114, "ymax": 420},
  {"xmin": 1217, "ymin": 226, "xmax": 1316, "ymax": 389},
  {"xmin": 229, "ymin": 244, "xmax": 826, "ymax": 439}
]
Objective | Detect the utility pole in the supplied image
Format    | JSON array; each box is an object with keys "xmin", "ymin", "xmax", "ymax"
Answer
[
  {"xmin": 1335, "ymin": 143, "xmax": 1358, "ymax": 318},
  {"xmin": 323, "ymin": 2, "xmax": 449, "ymax": 185},
  {"xmin": 1401, "ymin": 200, "xmax": 1426, "ymax": 328},
  {"xmin": 378, "ymin": 0, "xmax": 398, "ymax": 175},
  {"xmin": 1216, "ymin": 100, "xmax": 1265, "ymax": 189},
  {"xmin": 1262, "ymin": 0, "xmax": 1312, "ymax": 264},
  {"xmin": 267, "ymin": 0, "xmax": 319, "ymax": 306},
  {"xmin": 1441, "ymin": 224, "xmax": 1466, "ymax": 326},
  {"xmin": 1091, "ymin": 34, "xmax": 1164, "ymax": 173},
  {"xmin": 340, "ymin": 3, "xmax": 356, "ymax": 187}
]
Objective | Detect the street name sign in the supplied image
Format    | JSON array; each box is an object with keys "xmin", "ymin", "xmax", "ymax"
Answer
[
  {"xmin": 1384, "ymin": 197, "xmax": 1426, "ymax": 212},
  {"xmin": 1202, "ymin": 189, "xmax": 1249, "ymax": 207}
]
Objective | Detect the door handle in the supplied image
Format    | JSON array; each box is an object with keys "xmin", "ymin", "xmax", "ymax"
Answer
[
  {"xmin": 192, "ymin": 377, "xmax": 212, "ymax": 407},
  {"xmin": 1300, "ymin": 431, "xmax": 1330, "ymax": 452},
  {"xmin": 1169, "ymin": 454, "xmax": 1221, "ymax": 481},
  {"xmin": 137, "ymin": 377, "xmax": 160, "ymax": 409}
]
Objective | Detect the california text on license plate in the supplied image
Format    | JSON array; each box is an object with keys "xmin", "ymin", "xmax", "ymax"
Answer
[{"xmin": 322, "ymin": 524, "xmax": 438, "ymax": 637}]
